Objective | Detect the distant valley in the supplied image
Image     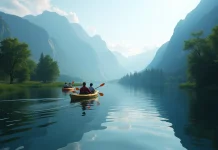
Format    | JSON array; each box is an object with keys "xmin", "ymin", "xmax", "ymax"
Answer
[{"xmin": 113, "ymin": 48, "xmax": 158, "ymax": 72}]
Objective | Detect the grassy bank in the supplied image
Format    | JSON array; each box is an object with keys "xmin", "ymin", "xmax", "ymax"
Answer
[
  {"xmin": 0, "ymin": 81, "xmax": 82, "ymax": 92},
  {"xmin": 179, "ymin": 82, "xmax": 196, "ymax": 89}
]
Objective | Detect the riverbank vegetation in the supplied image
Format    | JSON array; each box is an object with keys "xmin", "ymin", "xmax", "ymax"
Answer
[
  {"xmin": 0, "ymin": 38, "xmax": 60, "ymax": 84},
  {"xmin": 181, "ymin": 26, "xmax": 218, "ymax": 89},
  {"xmin": 119, "ymin": 69, "xmax": 165, "ymax": 88},
  {"xmin": 120, "ymin": 26, "xmax": 218, "ymax": 90},
  {"xmin": 0, "ymin": 81, "xmax": 82, "ymax": 92}
]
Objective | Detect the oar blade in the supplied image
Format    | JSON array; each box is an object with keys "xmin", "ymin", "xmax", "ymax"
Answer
[
  {"xmin": 95, "ymin": 83, "xmax": 105, "ymax": 90},
  {"xmin": 100, "ymin": 83, "xmax": 105, "ymax": 87},
  {"xmin": 99, "ymin": 92, "xmax": 104, "ymax": 96}
]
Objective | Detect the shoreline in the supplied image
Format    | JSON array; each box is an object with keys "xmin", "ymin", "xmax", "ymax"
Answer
[{"xmin": 0, "ymin": 81, "xmax": 82, "ymax": 92}]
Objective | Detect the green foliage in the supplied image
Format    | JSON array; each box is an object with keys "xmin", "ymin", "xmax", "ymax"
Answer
[
  {"xmin": 0, "ymin": 39, "xmax": 60, "ymax": 83},
  {"xmin": 179, "ymin": 82, "xmax": 196, "ymax": 89},
  {"xmin": 119, "ymin": 69, "xmax": 165, "ymax": 88},
  {"xmin": 14, "ymin": 59, "xmax": 36, "ymax": 82},
  {"xmin": 184, "ymin": 26, "xmax": 218, "ymax": 88},
  {"xmin": 36, "ymin": 53, "xmax": 60, "ymax": 82},
  {"xmin": 0, "ymin": 38, "xmax": 31, "ymax": 84},
  {"xmin": 0, "ymin": 81, "xmax": 82, "ymax": 93}
]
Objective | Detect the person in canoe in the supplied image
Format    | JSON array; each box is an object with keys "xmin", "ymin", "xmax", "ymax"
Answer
[
  {"xmin": 63, "ymin": 82, "xmax": 69, "ymax": 88},
  {"xmin": 68, "ymin": 82, "xmax": 72, "ymax": 88},
  {"xmin": 80, "ymin": 82, "xmax": 91, "ymax": 94},
  {"xmin": 89, "ymin": 83, "xmax": 95, "ymax": 93}
]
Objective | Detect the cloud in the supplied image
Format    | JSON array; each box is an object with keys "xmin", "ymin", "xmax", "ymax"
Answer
[
  {"xmin": 0, "ymin": 0, "xmax": 31, "ymax": 16},
  {"xmin": 86, "ymin": 26, "xmax": 97, "ymax": 36},
  {"xmin": 67, "ymin": 12, "xmax": 79, "ymax": 23},
  {"xmin": 51, "ymin": 7, "xmax": 79, "ymax": 23},
  {"xmin": 0, "ymin": 0, "xmax": 79, "ymax": 23}
]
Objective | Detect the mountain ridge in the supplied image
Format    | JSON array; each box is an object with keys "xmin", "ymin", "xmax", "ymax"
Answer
[
  {"xmin": 0, "ymin": 11, "xmax": 54, "ymax": 61},
  {"xmin": 24, "ymin": 11, "xmax": 127, "ymax": 80},
  {"xmin": 148, "ymin": 0, "xmax": 218, "ymax": 77}
]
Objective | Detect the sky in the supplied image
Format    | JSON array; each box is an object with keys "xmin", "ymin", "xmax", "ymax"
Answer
[{"xmin": 0, "ymin": 0, "xmax": 200, "ymax": 57}]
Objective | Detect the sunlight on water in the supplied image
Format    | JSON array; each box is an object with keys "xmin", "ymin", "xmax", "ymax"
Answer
[
  {"xmin": 58, "ymin": 85, "xmax": 186, "ymax": 150},
  {"xmin": 0, "ymin": 85, "xmax": 215, "ymax": 150}
]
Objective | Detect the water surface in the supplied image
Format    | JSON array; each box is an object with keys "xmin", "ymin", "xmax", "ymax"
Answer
[{"xmin": 0, "ymin": 84, "xmax": 217, "ymax": 150}]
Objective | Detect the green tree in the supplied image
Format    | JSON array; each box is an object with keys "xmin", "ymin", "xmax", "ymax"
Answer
[
  {"xmin": 14, "ymin": 59, "xmax": 36, "ymax": 82},
  {"xmin": 0, "ymin": 38, "xmax": 31, "ymax": 84},
  {"xmin": 119, "ymin": 69, "xmax": 165, "ymax": 88},
  {"xmin": 184, "ymin": 26, "xmax": 218, "ymax": 87},
  {"xmin": 36, "ymin": 53, "xmax": 60, "ymax": 82},
  {"xmin": 0, "ymin": 17, "xmax": 10, "ymax": 80}
]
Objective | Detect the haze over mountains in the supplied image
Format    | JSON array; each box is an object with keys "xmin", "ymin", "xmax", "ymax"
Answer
[
  {"xmin": 1, "ymin": 0, "xmax": 217, "ymax": 82},
  {"xmin": 0, "ymin": 11, "xmax": 129, "ymax": 81},
  {"xmin": 113, "ymin": 47, "xmax": 158, "ymax": 72},
  {"xmin": 147, "ymin": 0, "xmax": 218, "ymax": 79}
]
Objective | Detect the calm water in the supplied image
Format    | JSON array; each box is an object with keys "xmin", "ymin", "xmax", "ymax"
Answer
[{"xmin": 0, "ymin": 83, "xmax": 217, "ymax": 150}]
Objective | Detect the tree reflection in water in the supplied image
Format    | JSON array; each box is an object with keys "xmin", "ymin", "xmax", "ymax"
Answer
[{"xmin": 186, "ymin": 88, "xmax": 218, "ymax": 150}]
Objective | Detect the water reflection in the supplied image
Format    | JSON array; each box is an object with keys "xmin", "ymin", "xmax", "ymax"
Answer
[
  {"xmin": 59, "ymin": 84, "xmax": 185, "ymax": 150},
  {"xmin": 185, "ymin": 89, "xmax": 218, "ymax": 150},
  {"xmin": 0, "ymin": 88, "xmax": 62, "ymax": 149},
  {"xmin": 120, "ymin": 84, "xmax": 218, "ymax": 150},
  {"xmin": 0, "ymin": 84, "xmax": 217, "ymax": 150},
  {"xmin": 70, "ymin": 97, "xmax": 100, "ymax": 116},
  {"xmin": 0, "ymin": 88, "xmax": 106, "ymax": 150}
]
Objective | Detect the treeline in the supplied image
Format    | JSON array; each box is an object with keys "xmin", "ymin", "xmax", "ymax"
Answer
[
  {"xmin": 183, "ymin": 25, "xmax": 218, "ymax": 88},
  {"xmin": 0, "ymin": 38, "xmax": 60, "ymax": 84},
  {"xmin": 119, "ymin": 69, "xmax": 165, "ymax": 88}
]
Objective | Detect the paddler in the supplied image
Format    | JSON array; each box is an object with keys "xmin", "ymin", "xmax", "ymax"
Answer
[
  {"xmin": 89, "ymin": 83, "xmax": 95, "ymax": 93},
  {"xmin": 63, "ymin": 82, "xmax": 68, "ymax": 88},
  {"xmin": 80, "ymin": 82, "xmax": 91, "ymax": 94}
]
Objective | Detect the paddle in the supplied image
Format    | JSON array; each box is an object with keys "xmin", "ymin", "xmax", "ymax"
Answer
[
  {"xmin": 95, "ymin": 83, "xmax": 105, "ymax": 89},
  {"xmin": 99, "ymin": 93, "xmax": 104, "ymax": 96}
]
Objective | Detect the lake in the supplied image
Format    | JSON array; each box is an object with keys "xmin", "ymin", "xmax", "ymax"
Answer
[{"xmin": 0, "ymin": 83, "xmax": 217, "ymax": 150}]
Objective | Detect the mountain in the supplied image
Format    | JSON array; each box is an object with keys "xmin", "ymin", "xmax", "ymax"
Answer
[
  {"xmin": 24, "ymin": 11, "xmax": 127, "ymax": 81},
  {"xmin": 127, "ymin": 48, "xmax": 158, "ymax": 72},
  {"xmin": 71, "ymin": 23, "xmax": 128, "ymax": 80},
  {"xmin": 148, "ymin": 0, "xmax": 218, "ymax": 77},
  {"xmin": 113, "ymin": 51, "xmax": 130, "ymax": 71},
  {"xmin": 0, "ymin": 11, "xmax": 54, "ymax": 61},
  {"xmin": 113, "ymin": 48, "xmax": 158, "ymax": 72},
  {"xmin": 89, "ymin": 35, "xmax": 128, "ymax": 79},
  {"xmin": 147, "ymin": 42, "xmax": 169, "ymax": 69}
]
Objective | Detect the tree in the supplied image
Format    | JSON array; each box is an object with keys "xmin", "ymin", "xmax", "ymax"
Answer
[
  {"xmin": 14, "ymin": 59, "xmax": 36, "ymax": 82},
  {"xmin": 0, "ymin": 38, "xmax": 31, "ymax": 84},
  {"xmin": 0, "ymin": 16, "xmax": 10, "ymax": 40},
  {"xmin": 119, "ymin": 69, "xmax": 165, "ymax": 88},
  {"xmin": 36, "ymin": 53, "xmax": 60, "ymax": 82},
  {"xmin": 184, "ymin": 26, "xmax": 218, "ymax": 87}
]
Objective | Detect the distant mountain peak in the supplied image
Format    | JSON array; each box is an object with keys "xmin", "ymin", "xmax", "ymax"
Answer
[
  {"xmin": 92, "ymin": 34, "xmax": 102, "ymax": 40},
  {"xmin": 42, "ymin": 10, "xmax": 58, "ymax": 15}
]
